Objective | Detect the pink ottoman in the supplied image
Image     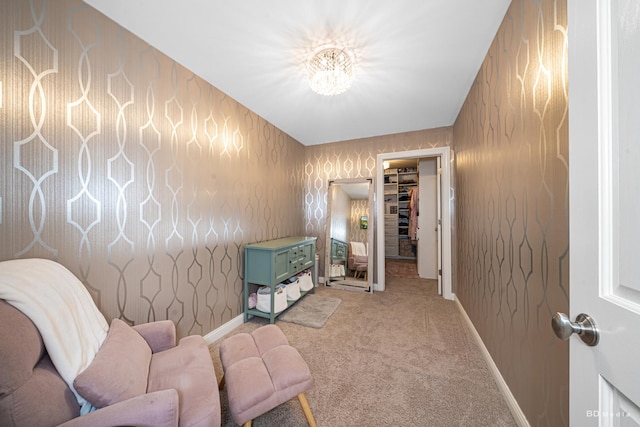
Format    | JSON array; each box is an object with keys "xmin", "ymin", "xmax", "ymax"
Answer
[{"xmin": 219, "ymin": 325, "xmax": 316, "ymax": 427}]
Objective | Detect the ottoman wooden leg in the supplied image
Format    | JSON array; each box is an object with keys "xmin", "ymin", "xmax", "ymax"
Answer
[
  {"xmin": 297, "ymin": 393, "xmax": 317, "ymax": 427},
  {"xmin": 242, "ymin": 421, "xmax": 252, "ymax": 427}
]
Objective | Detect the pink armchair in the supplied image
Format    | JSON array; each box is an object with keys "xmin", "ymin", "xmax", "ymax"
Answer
[
  {"xmin": 0, "ymin": 298, "xmax": 220, "ymax": 427},
  {"xmin": 347, "ymin": 241, "xmax": 368, "ymax": 279}
]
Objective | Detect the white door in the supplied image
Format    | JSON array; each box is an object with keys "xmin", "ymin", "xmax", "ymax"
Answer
[
  {"xmin": 568, "ymin": 0, "xmax": 640, "ymax": 425},
  {"xmin": 417, "ymin": 158, "xmax": 437, "ymax": 279}
]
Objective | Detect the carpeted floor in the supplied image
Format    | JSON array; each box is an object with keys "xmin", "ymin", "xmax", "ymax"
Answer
[
  {"xmin": 209, "ymin": 278, "xmax": 517, "ymax": 427},
  {"xmin": 385, "ymin": 258, "xmax": 419, "ymax": 278}
]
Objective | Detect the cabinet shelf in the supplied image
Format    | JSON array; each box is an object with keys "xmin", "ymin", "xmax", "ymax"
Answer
[
  {"xmin": 384, "ymin": 164, "xmax": 418, "ymax": 258},
  {"xmin": 245, "ymin": 288, "xmax": 314, "ymax": 318}
]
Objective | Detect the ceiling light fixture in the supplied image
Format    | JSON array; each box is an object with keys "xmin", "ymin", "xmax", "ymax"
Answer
[{"xmin": 306, "ymin": 45, "xmax": 354, "ymax": 96}]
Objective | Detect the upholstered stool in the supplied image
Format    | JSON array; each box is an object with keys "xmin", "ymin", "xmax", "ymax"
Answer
[{"xmin": 219, "ymin": 324, "xmax": 316, "ymax": 427}]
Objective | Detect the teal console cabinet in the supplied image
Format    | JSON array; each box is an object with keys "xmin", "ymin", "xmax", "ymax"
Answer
[{"xmin": 244, "ymin": 236, "xmax": 317, "ymax": 323}]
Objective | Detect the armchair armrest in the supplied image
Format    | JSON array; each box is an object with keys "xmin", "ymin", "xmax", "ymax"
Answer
[
  {"xmin": 353, "ymin": 255, "xmax": 368, "ymax": 264},
  {"xmin": 58, "ymin": 389, "xmax": 179, "ymax": 427},
  {"xmin": 133, "ymin": 320, "xmax": 176, "ymax": 353},
  {"xmin": 348, "ymin": 255, "xmax": 368, "ymax": 269}
]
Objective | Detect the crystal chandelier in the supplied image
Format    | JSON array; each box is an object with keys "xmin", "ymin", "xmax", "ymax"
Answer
[{"xmin": 306, "ymin": 45, "xmax": 354, "ymax": 96}]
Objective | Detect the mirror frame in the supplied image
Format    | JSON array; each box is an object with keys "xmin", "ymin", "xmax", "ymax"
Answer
[{"xmin": 325, "ymin": 178, "xmax": 374, "ymax": 293}]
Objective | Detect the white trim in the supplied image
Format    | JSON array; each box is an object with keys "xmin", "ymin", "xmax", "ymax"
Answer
[
  {"xmin": 376, "ymin": 147, "xmax": 452, "ymax": 300},
  {"xmin": 203, "ymin": 314, "xmax": 244, "ymax": 345},
  {"xmin": 455, "ymin": 297, "xmax": 530, "ymax": 427}
]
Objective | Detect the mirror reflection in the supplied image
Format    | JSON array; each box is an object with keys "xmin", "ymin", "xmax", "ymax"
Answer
[{"xmin": 325, "ymin": 178, "xmax": 373, "ymax": 293}]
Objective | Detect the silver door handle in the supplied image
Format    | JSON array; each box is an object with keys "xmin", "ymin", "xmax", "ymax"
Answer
[{"xmin": 551, "ymin": 312, "xmax": 599, "ymax": 346}]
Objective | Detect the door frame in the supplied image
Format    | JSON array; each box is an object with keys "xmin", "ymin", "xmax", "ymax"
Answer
[{"xmin": 375, "ymin": 147, "xmax": 452, "ymax": 300}]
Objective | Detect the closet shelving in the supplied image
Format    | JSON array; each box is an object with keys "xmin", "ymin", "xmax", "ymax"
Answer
[
  {"xmin": 383, "ymin": 169, "xmax": 399, "ymax": 257},
  {"xmin": 397, "ymin": 168, "xmax": 418, "ymax": 241},
  {"xmin": 384, "ymin": 162, "xmax": 418, "ymax": 259}
]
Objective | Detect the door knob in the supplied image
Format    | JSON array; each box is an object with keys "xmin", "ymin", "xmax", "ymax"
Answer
[{"xmin": 551, "ymin": 312, "xmax": 599, "ymax": 346}]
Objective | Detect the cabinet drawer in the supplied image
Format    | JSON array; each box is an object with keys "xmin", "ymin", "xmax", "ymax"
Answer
[{"xmin": 288, "ymin": 243, "xmax": 314, "ymax": 274}]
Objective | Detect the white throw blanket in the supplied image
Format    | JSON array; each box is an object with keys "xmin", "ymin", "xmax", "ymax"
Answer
[
  {"xmin": 0, "ymin": 258, "xmax": 109, "ymax": 414},
  {"xmin": 350, "ymin": 241, "xmax": 367, "ymax": 256}
]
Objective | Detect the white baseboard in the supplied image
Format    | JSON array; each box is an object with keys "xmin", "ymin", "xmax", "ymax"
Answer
[
  {"xmin": 455, "ymin": 297, "xmax": 531, "ymax": 427},
  {"xmin": 203, "ymin": 314, "xmax": 244, "ymax": 345}
]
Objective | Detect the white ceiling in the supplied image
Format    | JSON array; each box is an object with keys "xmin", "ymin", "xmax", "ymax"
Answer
[{"xmin": 85, "ymin": 0, "xmax": 511, "ymax": 146}]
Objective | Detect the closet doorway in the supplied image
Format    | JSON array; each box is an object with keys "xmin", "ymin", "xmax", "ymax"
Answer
[{"xmin": 375, "ymin": 148, "xmax": 452, "ymax": 300}]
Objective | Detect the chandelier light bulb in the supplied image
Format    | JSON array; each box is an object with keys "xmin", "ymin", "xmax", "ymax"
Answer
[{"xmin": 306, "ymin": 46, "xmax": 354, "ymax": 96}]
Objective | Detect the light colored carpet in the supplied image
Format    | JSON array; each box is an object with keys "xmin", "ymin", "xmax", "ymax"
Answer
[
  {"xmin": 277, "ymin": 294, "xmax": 341, "ymax": 328},
  {"xmin": 210, "ymin": 277, "xmax": 517, "ymax": 427},
  {"xmin": 385, "ymin": 258, "xmax": 419, "ymax": 278}
]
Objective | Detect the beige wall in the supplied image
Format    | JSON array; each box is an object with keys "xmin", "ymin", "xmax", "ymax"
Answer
[
  {"xmin": 453, "ymin": 0, "xmax": 569, "ymax": 425},
  {"xmin": 304, "ymin": 127, "xmax": 452, "ymax": 280},
  {"xmin": 0, "ymin": 0, "xmax": 305, "ymax": 337}
]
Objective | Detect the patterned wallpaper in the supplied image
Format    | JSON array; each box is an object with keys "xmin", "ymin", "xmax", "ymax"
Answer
[
  {"xmin": 348, "ymin": 199, "xmax": 368, "ymax": 244},
  {"xmin": 304, "ymin": 127, "xmax": 453, "ymax": 282},
  {"xmin": 453, "ymin": 0, "xmax": 569, "ymax": 425},
  {"xmin": 0, "ymin": 0, "xmax": 305, "ymax": 337}
]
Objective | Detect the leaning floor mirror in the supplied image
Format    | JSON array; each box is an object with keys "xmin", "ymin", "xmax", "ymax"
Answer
[{"xmin": 325, "ymin": 178, "xmax": 374, "ymax": 293}]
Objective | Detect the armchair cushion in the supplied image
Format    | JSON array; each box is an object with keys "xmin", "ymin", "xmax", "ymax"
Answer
[
  {"xmin": 148, "ymin": 335, "xmax": 221, "ymax": 427},
  {"xmin": 133, "ymin": 320, "xmax": 176, "ymax": 353},
  {"xmin": 73, "ymin": 318, "xmax": 151, "ymax": 408}
]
